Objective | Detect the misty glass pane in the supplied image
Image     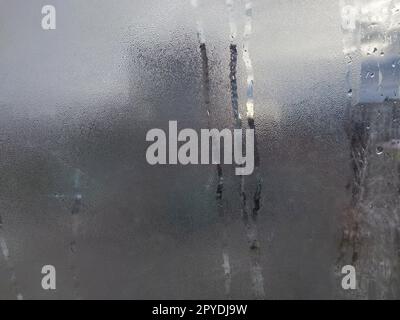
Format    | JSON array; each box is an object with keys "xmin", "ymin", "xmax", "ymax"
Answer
[{"xmin": 1, "ymin": 0, "xmax": 400, "ymax": 300}]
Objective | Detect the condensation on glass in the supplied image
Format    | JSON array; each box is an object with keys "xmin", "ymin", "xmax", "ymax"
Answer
[{"xmin": 0, "ymin": 0, "xmax": 399, "ymax": 299}]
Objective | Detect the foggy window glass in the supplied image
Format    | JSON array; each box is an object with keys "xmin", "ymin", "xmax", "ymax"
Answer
[{"xmin": 0, "ymin": 0, "xmax": 399, "ymax": 301}]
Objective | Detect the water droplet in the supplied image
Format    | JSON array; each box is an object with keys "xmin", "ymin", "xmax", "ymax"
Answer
[{"xmin": 376, "ymin": 146, "xmax": 384, "ymax": 155}]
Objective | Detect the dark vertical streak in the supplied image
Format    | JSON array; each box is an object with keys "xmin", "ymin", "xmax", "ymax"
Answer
[
  {"xmin": 70, "ymin": 169, "xmax": 82, "ymax": 299},
  {"xmin": 229, "ymin": 44, "xmax": 240, "ymax": 128},
  {"xmin": 199, "ymin": 41, "xmax": 232, "ymax": 298},
  {"xmin": 199, "ymin": 43, "xmax": 211, "ymax": 117}
]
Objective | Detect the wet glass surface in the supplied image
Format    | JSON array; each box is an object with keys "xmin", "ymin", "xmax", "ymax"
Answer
[{"xmin": 0, "ymin": 0, "xmax": 399, "ymax": 299}]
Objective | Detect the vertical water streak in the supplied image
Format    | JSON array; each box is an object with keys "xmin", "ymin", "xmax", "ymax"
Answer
[
  {"xmin": 190, "ymin": 0, "xmax": 206, "ymax": 46},
  {"xmin": 227, "ymin": 0, "xmax": 240, "ymax": 129},
  {"xmin": 229, "ymin": 44, "xmax": 240, "ymax": 127},
  {"xmin": 70, "ymin": 168, "xmax": 82, "ymax": 299},
  {"xmin": 240, "ymin": 0, "xmax": 265, "ymax": 299},
  {"xmin": 0, "ymin": 215, "xmax": 23, "ymax": 300},
  {"xmin": 191, "ymin": 0, "xmax": 231, "ymax": 298}
]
